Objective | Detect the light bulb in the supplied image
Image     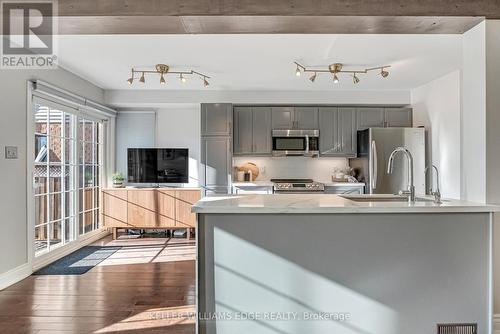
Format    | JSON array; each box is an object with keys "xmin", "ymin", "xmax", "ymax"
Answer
[
  {"xmin": 295, "ymin": 66, "xmax": 301, "ymax": 77},
  {"xmin": 309, "ymin": 72, "xmax": 317, "ymax": 82},
  {"xmin": 203, "ymin": 77, "xmax": 209, "ymax": 87},
  {"xmin": 160, "ymin": 74, "xmax": 166, "ymax": 84},
  {"xmin": 127, "ymin": 77, "xmax": 133, "ymax": 85},
  {"xmin": 353, "ymin": 74, "xmax": 360, "ymax": 84},
  {"xmin": 333, "ymin": 73, "xmax": 339, "ymax": 84},
  {"xmin": 139, "ymin": 72, "xmax": 145, "ymax": 83},
  {"xmin": 381, "ymin": 68, "xmax": 389, "ymax": 78},
  {"xmin": 180, "ymin": 74, "xmax": 187, "ymax": 83}
]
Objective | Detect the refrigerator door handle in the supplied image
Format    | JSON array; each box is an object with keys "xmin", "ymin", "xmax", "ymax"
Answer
[{"xmin": 371, "ymin": 140, "xmax": 378, "ymax": 189}]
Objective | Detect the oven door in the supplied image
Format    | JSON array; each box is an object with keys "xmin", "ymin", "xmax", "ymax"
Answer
[{"xmin": 272, "ymin": 136, "xmax": 307, "ymax": 156}]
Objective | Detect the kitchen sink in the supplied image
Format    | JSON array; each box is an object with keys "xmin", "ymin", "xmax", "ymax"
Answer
[{"xmin": 340, "ymin": 195, "xmax": 436, "ymax": 203}]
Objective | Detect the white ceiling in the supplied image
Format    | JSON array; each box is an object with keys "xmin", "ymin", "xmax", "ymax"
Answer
[{"xmin": 57, "ymin": 34, "xmax": 463, "ymax": 91}]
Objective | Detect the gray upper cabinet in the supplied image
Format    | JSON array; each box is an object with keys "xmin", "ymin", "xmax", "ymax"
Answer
[
  {"xmin": 294, "ymin": 107, "xmax": 319, "ymax": 129},
  {"xmin": 233, "ymin": 106, "xmax": 272, "ymax": 156},
  {"xmin": 319, "ymin": 107, "xmax": 356, "ymax": 157},
  {"xmin": 200, "ymin": 136, "xmax": 231, "ymax": 195},
  {"xmin": 252, "ymin": 107, "xmax": 272, "ymax": 154},
  {"xmin": 356, "ymin": 107, "xmax": 385, "ymax": 129},
  {"xmin": 233, "ymin": 107, "xmax": 253, "ymax": 154},
  {"xmin": 357, "ymin": 107, "xmax": 413, "ymax": 129},
  {"xmin": 271, "ymin": 107, "xmax": 294, "ymax": 129},
  {"xmin": 384, "ymin": 107, "xmax": 413, "ymax": 127},
  {"xmin": 201, "ymin": 103, "xmax": 233, "ymax": 136}
]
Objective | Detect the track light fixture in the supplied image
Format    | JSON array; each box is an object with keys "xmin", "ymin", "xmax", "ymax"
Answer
[
  {"xmin": 126, "ymin": 63, "xmax": 210, "ymax": 87},
  {"xmin": 294, "ymin": 61, "xmax": 391, "ymax": 86},
  {"xmin": 353, "ymin": 73, "xmax": 360, "ymax": 84},
  {"xmin": 309, "ymin": 72, "xmax": 317, "ymax": 82}
]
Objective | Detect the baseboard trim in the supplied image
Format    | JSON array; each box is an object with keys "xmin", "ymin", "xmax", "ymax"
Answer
[
  {"xmin": 0, "ymin": 262, "xmax": 32, "ymax": 291},
  {"xmin": 33, "ymin": 228, "xmax": 110, "ymax": 272}
]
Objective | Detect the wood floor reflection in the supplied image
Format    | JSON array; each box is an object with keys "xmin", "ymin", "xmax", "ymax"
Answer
[{"xmin": 0, "ymin": 235, "xmax": 196, "ymax": 333}]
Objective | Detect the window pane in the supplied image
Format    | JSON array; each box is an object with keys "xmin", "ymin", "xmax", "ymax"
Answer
[
  {"xmin": 64, "ymin": 139, "xmax": 74, "ymax": 165},
  {"xmin": 65, "ymin": 218, "xmax": 74, "ymax": 242},
  {"xmin": 95, "ymin": 123, "xmax": 101, "ymax": 143},
  {"xmin": 93, "ymin": 166, "xmax": 99, "ymax": 187},
  {"xmin": 49, "ymin": 137, "xmax": 62, "ymax": 163},
  {"xmin": 79, "ymin": 212, "xmax": 84, "ymax": 235},
  {"xmin": 35, "ymin": 135, "xmax": 47, "ymax": 162},
  {"xmin": 64, "ymin": 113, "xmax": 73, "ymax": 138},
  {"xmin": 64, "ymin": 191, "xmax": 74, "ymax": 218},
  {"xmin": 78, "ymin": 118, "xmax": 84, "ymax": 141},
  {"xmin": 78, "ymin": 141, "xmax": 84, "ymax": 164},
  {"xmin": 49, "ymin": 220, "xmax": 62, "ymax": 249},
  {"xmin": 84, "ymin": 188, "xmax": 93, "ymax": 211},
  {"xmin": 64, "ymin": 166, "xmax": 75, "ymax": 191},
  {"xmin": 79, "ymin": 165, "xmax": 84, "ymax": 188},
  {"xmin": 35, "ymin": 195, "xmax": 48, "ymax": 226},
  {"xmin": 93, "ymin": 209, "xmax": 99, "ymax": 230},
  {"xmin": 48, "ymin": 168, "xmax": 62, "ymax": 192},
  {"xmin": 34, "ymin": 105, "xmax": 48, "ymax": 134},
  {"xmin": 84, "ymin": 142, "xmax": 93, "ymax": 164},
  {"xmin": 49, "ymin": 193, "xmax": 62, "ymax": 221},
  {"xmin": 79, "ymin": 188, "xmax": 83, "ymax": 213},
  {"xmin": 85, "ymin": 210, "xmax": 93, "ymax": 233},
  {"xmin": 84, "ymin": 165, "xmax": 94, "ymax": 187},
  {"xmin": 34, "ymin": 173, "xmax": 47, "ymax": 195},
  {"xmin": 84, "ymin": 121, "xmax": 94, "ymax": 141},
  {"xmin": 49, "ymin": 109, "xmax": 63, "ymax": 138},
  {"xmin": 35, "ymin": 224, "xmax": 48, "ymax": 254}
]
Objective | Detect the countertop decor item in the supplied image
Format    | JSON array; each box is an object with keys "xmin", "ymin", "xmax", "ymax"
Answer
[
  {"xmin": 238, "ymin": 162, "xmax": 259, "ymax": 181},
  {"xmin": 111, "ymin": 172, "xmax": 125, "ymax": 188}
]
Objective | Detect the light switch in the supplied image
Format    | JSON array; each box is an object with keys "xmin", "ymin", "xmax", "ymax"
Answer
[{"xmin": 5, "ymin": 146, "xmax": 18, "ymax": 159}]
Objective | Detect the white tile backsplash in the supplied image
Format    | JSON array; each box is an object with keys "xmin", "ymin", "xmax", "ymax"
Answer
[{"xmin": 233, "ymin": 156, "xmax": 348, "ymax": 183}]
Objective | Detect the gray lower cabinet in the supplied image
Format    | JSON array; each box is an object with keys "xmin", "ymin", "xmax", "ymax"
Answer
[
  {"xmin": 319, "ymin": 107, "xmax": 356, "ymax": 157},
  {"xmin": 233, "ymin": 107, "xmax": 272, "ymax": 155},
  {"xmin": 324, "ymin": 185, "xmax": 365, "ymax": 194},
  {"xmin": 384, "ymin": 107, "xmax": 412, "ymax": 127},
  {"xmin": 201, "ymin": 136, "xmax": 232, "ymax": 195},
  {"xmin": 294, "ymin": 107, "xmax": 319, "ymax": 129},
  {"xmin": 356, "ymin": 107, "xmax": 385, "ymax": 129},
  {"xmin": 271, "ymin": 107, "xmax": 294, "ymax": 129},
  {"xmin": 201, "ymin": 103, "xmax": 233, "ymax": 136}
]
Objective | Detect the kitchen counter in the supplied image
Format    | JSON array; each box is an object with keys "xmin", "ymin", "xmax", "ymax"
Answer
[
  {"xmin": 193, "ymin": 193, "xmax": 497, "ymax": 214},
  {"xmin": 196, "ymin": 193, "xmax": 495, "ymax": 333},
  {"xmin": 231, "ymin": 181, "xmax": 366, "ymax": 187}
]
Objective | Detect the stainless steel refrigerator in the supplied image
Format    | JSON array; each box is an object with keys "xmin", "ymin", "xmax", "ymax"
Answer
[{"xmin": 350, "ymin": 128, "xmax": 426, "ymax": 195}]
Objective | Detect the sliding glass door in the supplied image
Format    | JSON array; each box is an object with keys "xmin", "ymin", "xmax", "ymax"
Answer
[{"xmin": 33, "ymin": 100, "xmax": 103, "ymax": 257}]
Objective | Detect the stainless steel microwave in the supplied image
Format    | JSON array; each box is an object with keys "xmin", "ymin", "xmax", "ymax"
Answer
[{"xmin": 272, "ymin": 129, "xmax": 319, "ymax": 157}]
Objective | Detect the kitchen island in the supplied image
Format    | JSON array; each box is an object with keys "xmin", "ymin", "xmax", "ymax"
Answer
[{"xmin": 193, "ymin": 194, "xmax": 497, "ymax": 334}]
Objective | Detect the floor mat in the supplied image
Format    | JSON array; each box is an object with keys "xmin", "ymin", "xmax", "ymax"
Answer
[{"xmin": 34, "ymin": 246, "xmax": 121, "ymax": 275}]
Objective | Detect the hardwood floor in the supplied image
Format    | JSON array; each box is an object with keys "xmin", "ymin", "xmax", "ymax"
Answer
[{"xmin": 0, "ymin": 235, "xmax": 196, "ymax": 334}]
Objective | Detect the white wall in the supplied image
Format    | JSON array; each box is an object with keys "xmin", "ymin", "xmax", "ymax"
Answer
[
  {"xmin": 233, "ymin": 156, "xmax": 348, "ymax": 183},
  {"xmin": 105, "ymin": 89, "xmax": 411, "ymax": 107},
  {"xmin": 0, "ymin": 69, "xmax": 104, "ymax": 276},
  {"xmin": 411, "ymin": 71, "xmax": 461, "ymax": 199},
  {"xmin": 155, "ymin": 105, "xmax": 201, "ymax": 187},
  {"xmin": 461, "ymin": 21, "xmax": 486, "ymax": 202},
  {"xmin": 116, "ymin": 112, "xmax": 156, "ymax": 178}
]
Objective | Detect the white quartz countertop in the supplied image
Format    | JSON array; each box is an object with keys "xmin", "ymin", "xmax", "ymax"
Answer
[
  {"xmin": 231, "ymin": 181, "xmax": 365, "ymax": 187},
  {"xmin": 192, "ymin": 194, "xmax": 499, "ymax": 214}
]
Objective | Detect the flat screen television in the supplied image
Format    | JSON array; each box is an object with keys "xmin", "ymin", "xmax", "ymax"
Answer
[{"xmin": 127, "ymin": 148, "xmax": 189, "ymax": 184}]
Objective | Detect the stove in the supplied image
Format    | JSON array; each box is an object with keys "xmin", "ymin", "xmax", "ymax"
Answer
[{"xmin": 271, "ymin": 178, "xmax": 325, "ymax": 193}]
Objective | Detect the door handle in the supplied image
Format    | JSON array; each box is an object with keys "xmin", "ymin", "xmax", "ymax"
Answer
[{"xmin": 371, "ymin": 140, "xmax": 378, "ymax": 189}]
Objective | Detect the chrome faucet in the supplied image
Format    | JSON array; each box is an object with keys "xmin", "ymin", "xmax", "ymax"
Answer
[
  {"xmin": 425, "ymin": 165, "xmax": 442, "ymax": 204},
  {"xmin": 387, "ymin": 147, "xmax": 415, "ymax": 203}
]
